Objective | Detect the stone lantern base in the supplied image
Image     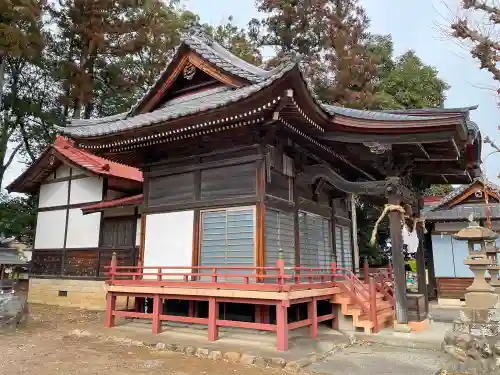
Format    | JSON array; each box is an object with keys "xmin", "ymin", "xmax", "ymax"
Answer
[{"xmin": 441, "ymin": 308, "xmax": 500, "ymax": 374}]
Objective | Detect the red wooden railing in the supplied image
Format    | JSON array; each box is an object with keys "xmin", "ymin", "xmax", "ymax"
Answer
[
  {"xmin": 109, "ymin": 258, "xmax": 386, "ymax": 322},
  {"xmin": 363, "ymin": 261, "xmax": 394, "ymax": 299}
]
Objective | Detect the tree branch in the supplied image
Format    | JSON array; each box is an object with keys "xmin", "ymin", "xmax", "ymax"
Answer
[{"xmin": 3, "ymin": 142, "xmax": 22, "ymax": 170}]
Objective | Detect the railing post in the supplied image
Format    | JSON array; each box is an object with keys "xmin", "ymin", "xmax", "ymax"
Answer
[
  {"xmin": 110, "ymin": 252, "xmax": 117, "ymax": 283},
  {"xmin": 330, "ymin": 262, "xmax": 337, "ymax": 282},
  {"xmin": 157, "ymin": 267, "xmax": 162, "ymax": 281},
  {"xmin": 134, "ymin": 260, "xmax": 142, "ymax": 281},
  {"xmin": 276, "ymin": 259, "xmax": 285, "ymax": 286},
  {"xmin": 363, "ymin": 258, "xmax": 370, "ymax": 283},
  {"xmin": 152, "ymin": 294, "xmax": 161, "ymax": 334},
  {"xmin": 211, "ymin": 268, "xmax": 217, "ymax": 283},
  {"xmin": 208, "ymin": 297, "xmax": 219, "ymax": 341},
  {"xmin": 369, "ymin": 276, "xmax": 379, "ymax": 333}
]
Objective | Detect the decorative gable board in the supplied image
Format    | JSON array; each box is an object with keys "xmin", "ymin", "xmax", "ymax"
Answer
[{"xmin": 136, "ymin": 52, "xmax": 245, "ymax": 115}]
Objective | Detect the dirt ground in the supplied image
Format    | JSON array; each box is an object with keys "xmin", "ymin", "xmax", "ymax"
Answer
[{"xmin": 0, "ymin": 305, "xmax": 281, "ymax": 375}]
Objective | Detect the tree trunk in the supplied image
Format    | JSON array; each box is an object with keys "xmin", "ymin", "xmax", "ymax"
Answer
[{"xmin": 0, "ymin": 56, "xmax": 5, "ymax": 114}]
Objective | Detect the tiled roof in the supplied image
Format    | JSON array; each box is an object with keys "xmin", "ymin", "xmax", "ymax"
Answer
[
  {"xmin": 422, "ymin": 203, "xmax": 500, "ymax": 221},
  {"xmin": 0, "ymin": 248, "xmax": 27, "ymax": 265},
  {"xmin": 320, "ymin": 104, "xmax": 441, "ymax": 121},
  {"xmin": 58, "ymin": 62, "xmax": 296, "ymax": 138},
  {"xmin": 81, "ymin": 194, "xmax": 143, "ymax": 213},
  {"xmin": 180, "ymin": 27, "xmax": 274, "ymax": 83},
  {"xmin": 422, "ymin": 177, "xmax": 500, "ymax": 221},
  {"xmin": 59, "ymin": 26, "xmax": 480, "ymax": 143},
  {"xmin": 53, "ymin": 137, "xmax": 142, "ymax": 182},
  {"xmin": 383, "ymin": 106, "xmax": 478, "ymax": 115}
]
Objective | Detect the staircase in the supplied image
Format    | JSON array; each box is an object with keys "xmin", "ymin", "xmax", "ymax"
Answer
[{"xmin": 332, "ymin": 268, "xmax": 395, "ymax": 334}]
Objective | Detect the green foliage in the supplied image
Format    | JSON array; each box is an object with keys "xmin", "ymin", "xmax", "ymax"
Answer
[
  {"xmin": 373, "ymin": 51, "xmax": 449, "ymax": 109},
  {"xmin": 203, "ymin": 17, "xmax": 262, "ymax": 66},
  {"xmin": 424, "ymin": 184, "xmax": 454, "ymax": 197},
  {"xmin": 0, "ymin": 193, "xmax": 36, "ymax": 244},
  {"xmin": 254, "ymin": 0, "xmax": 378, "ymax": 108}
]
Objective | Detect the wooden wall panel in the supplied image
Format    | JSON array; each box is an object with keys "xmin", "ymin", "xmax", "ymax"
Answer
[
  {"xmin": 436, "ymin": 277, "xmax": 479, "ymax": 299},
  {"xmin": 31, "ymin": 251, "xmax": 64, "ymax": 275},
  {"xmin": 148, "ymin": 172, "xmax": 195, "ymax": 206},
  {"xmin": 266, "ymin": 169, "xmax": 291, "ymax": 201},
  {"xmin": 201, "ymin": 163, "xmax": 256, "ymax": 200},
  {"xmin": 63, "ymin": 250, "xmax": 99, "ymax": 277}
]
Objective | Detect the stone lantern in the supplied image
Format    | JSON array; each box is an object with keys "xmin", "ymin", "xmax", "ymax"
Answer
[
  {"xmin": 485, "ymin": 239, "xmax": 500, "ymax": 293},
  {"xmin": 440, "ymin": 219, "xmax": 500, "ymax": 375},
  {"xmin": 453, "ymin": 219, "xmax": 499, "ymax": 309}
]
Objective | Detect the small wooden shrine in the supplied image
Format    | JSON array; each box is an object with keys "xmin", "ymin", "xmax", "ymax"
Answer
[{"xmin": 423, "ymin": 178, "xmax": 500, "ymax": 304}]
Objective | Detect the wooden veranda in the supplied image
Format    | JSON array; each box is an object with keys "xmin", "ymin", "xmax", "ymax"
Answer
[{"xmin": 105, "ymin": 255, "xmax": 394, "ymax": 351}]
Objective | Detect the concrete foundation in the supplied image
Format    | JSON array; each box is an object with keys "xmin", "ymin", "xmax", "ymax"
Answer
[{"xmin": 28, "ymin": 278, "xmax": 129, "ymax": 310}]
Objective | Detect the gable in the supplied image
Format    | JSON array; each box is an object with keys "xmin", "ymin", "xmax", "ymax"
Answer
[
  {"xmin": 437, "ymin": 181, "xmax": 500, "ymax": 211},
  {"xmin": 133, "ymin": 51, "xmax": 247, "ymax": 115}
]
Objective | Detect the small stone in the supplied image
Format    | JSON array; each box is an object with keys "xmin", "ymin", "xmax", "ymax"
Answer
[
  {"xmin": 240, "ymin": 354, "xmax": 256, "ymax": 365},
  {"xmin": 455, "ymin": 333, "xmax": 473, "ymax": 350},
  {"xmin": 253, "ymin": 357, "xmax": 268, "ymax": 367},
  {"xmin": 479, "ymin": 342, "xmax": 493, "ymax": 358},
  {"xmin": 155, "ymin": 342, "xmax": 166, "ymax": 350},
  {"xmin": 131, "ymin": 340, "xmax": 144, "ymax": 347},
  {"xmin": 285, "ymin": 359, "xmax": 312, "ymax": 373},
  {"xmin": 165, "ymin": 344, "xmax": 179, "ymax": 352},
  {"xmin": 184, "ymin": 346, "xmax": 196, "ymax": 356},
  {"xmin": 269, "ymin": 357, "xmax": 286, "ymax": 368},
  {"xmin": 196, "ymin": 348, "xmax": 209, "ymax": 359},
  {"xmin": 494, "ymin": 342, "xmax": 500, "ymax": 356},
  {"xmin": 223, "ymin": 352, "xmax": 241, "ymax": 362},
  {"xmin": 70, "ymin": 329, "xmax": 91, "ymax": 337},
  {"xmin": 208, "ymin": 351, "xmax": 222, "ymax": 361}
]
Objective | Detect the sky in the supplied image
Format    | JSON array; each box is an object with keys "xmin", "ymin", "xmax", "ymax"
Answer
[{"xmin": 3, "ymin": 0, "xmax": 500, "ymax": 189}]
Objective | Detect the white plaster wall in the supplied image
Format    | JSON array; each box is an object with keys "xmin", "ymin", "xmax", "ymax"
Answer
[
  {"xmin": 35, "ymin": 210, "xmax": 67, "ymax": 249},
  {"xmin": 70, "ymin": 177, "xmax": 103, "ymax": 205},
  {"xmin": 70, "ymin": 166, "xmax": 85, "ymax": 176},
  {"xmin": 66, "ymin": 209, "xmax": 101, "ymax": 248},
  {"xmin": 143, "ymin": 211, "xmax": 194, "ymax": 279},
  {"xmin": 38, "ymin": 182, "xmax": 69, "ymax": 208},
  {"xmin": 136, "ymin": 217, "xmax": 141, "ymax": 247}
]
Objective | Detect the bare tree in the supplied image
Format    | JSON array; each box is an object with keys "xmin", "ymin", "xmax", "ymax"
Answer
[{"xmin": 452, "ymin": 1, "xmax": 500, "ymax": 84}]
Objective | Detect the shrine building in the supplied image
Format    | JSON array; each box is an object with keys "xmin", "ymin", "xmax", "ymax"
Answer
[{"xmin": 7, "ymin": 28, "xmax": 483, "ymax": 350}]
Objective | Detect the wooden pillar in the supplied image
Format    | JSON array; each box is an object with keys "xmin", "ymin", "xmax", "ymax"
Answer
[
  {"xmin": 255, "ymin": 305, "xmax": 262, "ymax": 323},
  {"xmin": 256, "ymin": 159, "xmax": 266, "ymax": 273},
  {"xmin": 308, "ymin": 297, "xmax": 318, "ymax": 339},
  {"xmin": 425, "ymin": 222, "xmax": 437, "ymax": 299},
  {"xmin": 188, "ymin": 301, "xmax": 195, "ymax": 317},
  {"xmin": 208, "ymin": 297, "xmax": 219, "ymax": 341},
  {"xmin": 332, "ymin": 304, "xmax": 339, "ymax": 330},
  {"xmin": 276, "ymin": 302, "xmax": 288, "ymax": 351},
  {"xmin": 139, "ymin": 215, "xmax": 147, "ymax": 263},
  {"xmin": 415, "ymin": 197, "xmax": 429, "ymax": 316},
  {"xmin": 105, "ymin": 293, "xmax": 116, "ymax": 328},
  {"xmin": 388, "ymin": 194, "xmax": 408, "ymax": 324},
  {"xmin": 152, "ymin": 295, "xmax": 161, "ymax": 334},
  {"xmin": 351, "ymin": 193, "xmax": 360, "ymax": 276}
]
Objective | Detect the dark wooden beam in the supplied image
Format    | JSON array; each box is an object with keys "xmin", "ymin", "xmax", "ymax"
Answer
[
  {"xmin": 319, "ymin": 131, "xmax": 456, "ymax": 144},
  {"xmin": 388, "ymin": 194, "xmax": 408, "ymax": 324},
  {"xmin": 415, "ymin": 196, "xmax": 429, "ymax": 317}
]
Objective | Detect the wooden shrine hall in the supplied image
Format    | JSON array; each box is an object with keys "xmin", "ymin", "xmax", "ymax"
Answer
[{"xmin": 8, "ymin": 27, "xmax": 483, "ymax": 350}]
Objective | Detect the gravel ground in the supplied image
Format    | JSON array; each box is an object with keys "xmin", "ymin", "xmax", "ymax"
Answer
[{"xmin": 0, "ymin": 305, "xmax": 279, "ymax": 375}]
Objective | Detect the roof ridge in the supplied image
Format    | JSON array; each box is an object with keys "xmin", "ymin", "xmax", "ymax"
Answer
[{"xmin": 428, "ymin": 177, "xmax": 499, "ymax": 212}]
